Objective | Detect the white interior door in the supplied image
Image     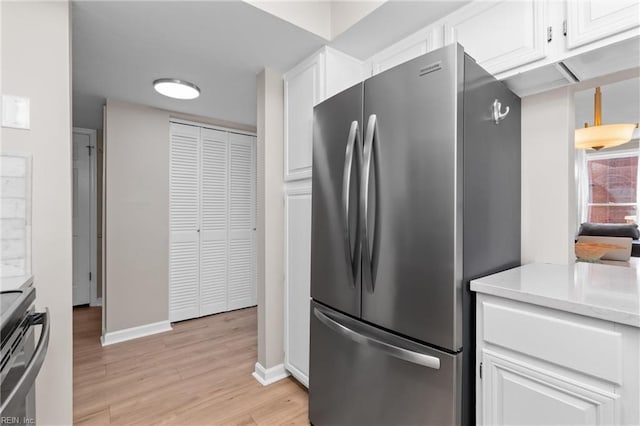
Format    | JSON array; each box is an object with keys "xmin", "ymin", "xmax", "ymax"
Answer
[
  {"xmin": 73, "ymin": 131, "xmax": 93, "ymax": 306},
  {"xmin": 227, "ymin": 133, "xmax": 257, "ymax": 310},
  {"xmin": 169, "ymin": 123, "xmax": 201, "ymax": 322},
  {"xmin": 199, "ymin": 128, "xmax": 229, "ymax": 316}
]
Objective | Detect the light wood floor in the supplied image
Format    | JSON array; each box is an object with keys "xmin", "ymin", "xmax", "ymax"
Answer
[{"xmin": 73, "ymin": 307, "xmax": 309, "ymax": 425}]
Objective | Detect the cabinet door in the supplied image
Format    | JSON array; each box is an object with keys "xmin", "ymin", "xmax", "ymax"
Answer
[
  {"xmin": 169, "ymin": 123, "xmax": 200, "ymax": 322},
  {"xmin": 324, "ymin": 47, "xmax": 364, "ymax": 100},
  {"xmin": 566, "ymin": 0, "xmax": 640, "ymax": 50},
  {"xmin": 284, "ymin": 186, "xmax": 312, "ymax": 387},
  {"xmin": 370, "ymin": 26, "xmax": 443, "ymax": 75},
  {"xmin": 284, "ymin": 56, "xmax": 322, "ymax": 181},
  {"xmin": 227, "ymin": 133, "xmax": 257, "ymax": 310},
  {"xmin": 444, "ymin": 0, "xmax": 548, "ymax": 75},
  {"xmin": 481, "ymin": 350, "xmax": 618, "ymax": 426},
  {"xmin": 199, "ymin": 128, "xmax": 228, "ymax": 316}
]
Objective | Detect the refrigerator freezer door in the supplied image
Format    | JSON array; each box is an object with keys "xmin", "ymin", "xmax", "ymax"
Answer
[
  {"xmin": 311, "ymin": 83, "xmax": 363, "ymax": 318},
  {"xmin": 309, "ymin": 302, "xmax": 461, "ymax": 425},
  {"xmin": 361, "ymin": 44, "xmax": 464, "ymax": 351}
]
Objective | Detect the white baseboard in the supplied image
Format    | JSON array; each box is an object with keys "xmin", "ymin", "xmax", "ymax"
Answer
[
  {"xmin": 90, "ymin": 297, "xmax": 102, "ymax": 307},
  {"xmin": 252, "ymin": 362, "xmax": 290, "ymax": 386},
  {"xmin": 101, "ymin": 320, "xmax": 172, "ymax": 346},
  {"xmin": 284, "ymin": 362, "xmax": 309, "ymax": 388}
]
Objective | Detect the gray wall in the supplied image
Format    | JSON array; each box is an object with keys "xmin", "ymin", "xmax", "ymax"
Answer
[
  {"xmin": 521, "ymin": 86, "xmax": 575, "ymax": 264},
  {"xmin": 103, "ymin": 99, "xmax": 255, "ymax": 333},
  {"xmin": 256, "ymin": 69, "xmax": 285, "ymax": 369},
  {"xmin": 104, "ymin": 99, "xmax": 170, "ymax": 332},
  {"xmin": 1, "ymin": 1, "xmax": 73, "ymax": 424}
]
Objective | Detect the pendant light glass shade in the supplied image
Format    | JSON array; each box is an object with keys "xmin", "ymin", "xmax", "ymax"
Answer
[
  {"xmin": 575, "ymin": 86, "xmax": 637, "ymax": 151},
  {"xmin": 153, "ymin": 78, "xmax": 200, "ymax": 100},
  {"xmin": 575, "ymin": 123, "xmax": 636, "ymax": 150}
]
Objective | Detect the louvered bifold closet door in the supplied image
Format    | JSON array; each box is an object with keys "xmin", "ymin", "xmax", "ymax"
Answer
[
  {"xmin": 227, "ymin": 133, "xmax": 257, "ymax": 310},
  {"xmin": 169, "ymin": 123, "xmax": 201, "ymax": 322},
  {"xmin": 200, "ymin": 128, "xmax": 229, "ymax": 316}
]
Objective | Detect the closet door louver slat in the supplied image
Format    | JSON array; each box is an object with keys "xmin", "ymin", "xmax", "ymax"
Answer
[
  {"xmin": 228, "ymin": 133, "xmax": 257, "ymax": 310},
  {"xmin": 169, "ymin": 123, "xmax": 200, "ymax": 322},
  {"xmin": 199, "ymin": 129, "xmax": 229, "ymax": 316}
]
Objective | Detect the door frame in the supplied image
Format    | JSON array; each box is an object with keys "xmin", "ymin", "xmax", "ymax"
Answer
[{"xmin": 73, "ymin": 127, "xmax": 100, "ymax": 307}]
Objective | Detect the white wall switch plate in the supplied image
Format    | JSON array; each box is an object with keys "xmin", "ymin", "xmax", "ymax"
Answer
[{"xmin": 2, "ymin": 95, "xmax": 30, "ymax": 130}]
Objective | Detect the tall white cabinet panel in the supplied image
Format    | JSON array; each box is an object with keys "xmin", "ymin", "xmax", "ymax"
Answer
[
  {"xmin": 169, "ymin": 124, "xmax": 200, "ymax": 322},
  {"xmin": 284, "ymin": 186, "xmax": 312, "ymax": 387},
  {"xmin": 282, "ymin": 46, "xmax": 363, "ymax": 387},
  {"xmin": 284, "ymin": 58, "xmax": 319, "ymax": 182},
  {"xmin": 284, "ymin": 47, "xmax": 364, "ymax": 182},
  {"xmin": 228, "ymin": 133, "xmax": 257, "ymax": 310},
  {"xmin": 199, "ymin": 128, "xmax": 228, "ymax": 317},
  {"xmin": 444, "ymin": 0, "xmax": 548, "ymax": 75},
  {"xmin": 565, "ymin": 0, "xmax": 640, "ymax": 50},
  {"xmin": 169, "ymin": 123, "xmax": 256, "ymax": 322}
]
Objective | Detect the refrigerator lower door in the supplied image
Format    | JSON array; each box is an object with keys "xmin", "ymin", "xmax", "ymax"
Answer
[{"xmin": 309, "ymin": 302, "xmax": 462, "ymax": 426}]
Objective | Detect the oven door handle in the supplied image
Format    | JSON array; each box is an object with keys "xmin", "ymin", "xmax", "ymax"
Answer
[{"xmin": 0, "ymin": 308, "xmax": 50, "ymax": 415}]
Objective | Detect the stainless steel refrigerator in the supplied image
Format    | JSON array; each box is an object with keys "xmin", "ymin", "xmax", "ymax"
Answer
[{"xmin": 309, "ymin": 44, "xmax": 521, "ymax": 425}]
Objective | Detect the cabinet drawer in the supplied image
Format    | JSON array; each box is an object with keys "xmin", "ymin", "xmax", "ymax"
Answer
[{"xmin": 480, "ymin": 298, "xmax": 623, "ymax": 384}]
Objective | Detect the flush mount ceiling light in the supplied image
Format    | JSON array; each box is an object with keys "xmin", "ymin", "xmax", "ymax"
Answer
[
  {"xmin": 575, "ymin": 86, "xmax": 638, "ymax": 151},
  {"xmin": 153, "ymin": 78, "xmax": 200, "ymax": 100}
]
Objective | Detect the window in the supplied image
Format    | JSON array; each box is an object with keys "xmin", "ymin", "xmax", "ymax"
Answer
[{"xmin": 586, "ymin": 150, "xmax": 638, "ymax": 224}]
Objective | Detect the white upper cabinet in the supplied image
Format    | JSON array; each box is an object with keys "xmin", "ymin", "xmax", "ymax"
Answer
[
  {"xmin": 284, "ymin": 57, "xmax": 319, "ymax": 182},
  {"xmin": 284, "ymin": 47, "xmax": 364, "ymax": 181},
  {"xmin": 444, "ymin": 0, "xmax": 549, "ymax": 75},
  {"xmin": 369, "ymin": 26, "xmax": 444, "ymax": 76},
  {"xmin": 565, "ymin": 0, "xmax": 640, "ymax": 50},
  {"xmin": 324, "ymin": 48, "xmax": 366, "ymax": 100},
  {"xmin": 361, "ymin": 0, "xmax": 639, "ymax": 96}
]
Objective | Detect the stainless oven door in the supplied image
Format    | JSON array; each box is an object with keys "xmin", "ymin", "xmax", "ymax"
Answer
[{"xmin": 0, "ymin": 309, "xmax": 50, "ymax": 425}]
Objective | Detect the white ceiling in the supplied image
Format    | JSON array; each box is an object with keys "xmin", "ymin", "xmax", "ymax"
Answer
[
  {"xmin": 72, "ymin": 0, "xmax": 470, "ymax": 130},
  {"xmin": 574, "ymin": 78, "xmax": 640, "ymax": 128},
  {"xmin": 72, "ymin": 1, "xmax": 327, "ymax": 129}
]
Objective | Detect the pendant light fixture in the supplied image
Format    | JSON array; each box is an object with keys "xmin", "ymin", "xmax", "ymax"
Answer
[
  {"xmin": 153, "ymin": 78, "xmax": 200, "ymax": 100},
  {"xmin": 575, "ymin": 86, "xmax": 637, "ymax": 151}
]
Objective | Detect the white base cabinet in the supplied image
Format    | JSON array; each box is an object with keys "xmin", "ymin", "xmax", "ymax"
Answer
[
  {"xmin": 283, "ymin": 184, "xmax": 312, "ymax": 386},
  {"xmin": 476, "ymin": 294, "xmax": 639, "ymax": 425}
]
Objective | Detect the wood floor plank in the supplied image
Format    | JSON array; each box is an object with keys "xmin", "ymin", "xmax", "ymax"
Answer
[{"xmin": 73, "ymin": 306, "xmax": 309, "ymax": 425}]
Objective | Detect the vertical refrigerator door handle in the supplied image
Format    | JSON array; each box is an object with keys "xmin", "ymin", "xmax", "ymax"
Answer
[
  {"xmin": 314, "ymin": 306, "xmax": 441, "ymax": 370},
  {"xmin": 342, "ymin": 121, "xmax": 360, "ymax": 287},
  {"xmin": 362, "ymin": 114, "xmax": 377, "ymax": 292}
]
